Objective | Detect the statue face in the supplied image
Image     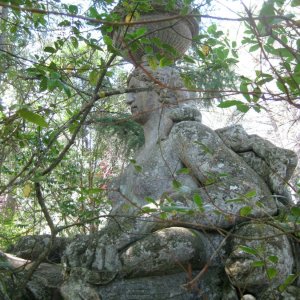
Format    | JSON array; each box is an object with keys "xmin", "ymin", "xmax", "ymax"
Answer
[{"xmin": 126, "ymin": 77, "xmax": 161, "ymax": 124}]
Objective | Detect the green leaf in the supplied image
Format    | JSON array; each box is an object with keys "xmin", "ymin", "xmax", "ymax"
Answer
[
  {"xmin": 239, "ymin": 245, "xmax": 258, "ymax": 256},
  {"xmin": 62, "ymin": 84, "xmax": 71, "ymax": 98},
  {"xmin": 39, "ymin": 77, "xmax": 48, "ymax": 92},
  {"xmin": 240, "ymin": 82, "xmax": 251, "ymax": 102},
  {"xmin": 259, "ymin": 1, "xmax": 275, "ymax": 18},
  {"xmin": 89, "ymin": 70, "xmax": 99, "ymax": 86},
  {"xmin": 256, "ymin": 73, "xmax": 273, "ymax": 85},
  {"xmin": 252, "ymin": 260, "xmax": 265, "ymax": 267},
  {"xmin": 84, "ymin": 188, "xmax": 104, "ymax": 194},
  {"xmin": 292, "ymin": 0, "xmax": 300, "ymax": 6},
  {"xmin": 183, "ymin": 55, "xmax": 195, "ymax": 64},
  {"xmin": 71, "ymin": 36, "xmax": 79, "ymax": 48},
  {"xmin": 44, "ymin": 46, "xmax": 57, "ymax": 53},
  {"xmin": 268, "ymin": 255, "xmax": 279, "ymax": 264},
  {"xmin": 240, "ymin": 206, "xmax": 252, "ymax": 217},
  {"xmin": 103, "ymin": 35, "xmax": 113, "ymax": 47},
  {"xmin": 47, "ymin": 79, "xmax": 59, "ymax": 91},
  {"xmin": 88, "ymin": 7, "xmax": 100, "ymax": 18},
  {"xmin": 18, "ymin": 109, "xmax": 48, "ymax": 128},
  {"xmin": 142, "ymin": 207, "xmax": 157, "ymax": 213},
  {"xmin": 266, "ymin": 267, "xmax": 278, "ymax": 280},
  {"xmin": 50, "ymin": 71, "xmax": 60, "ymax": 79},
  {"xmin": 68, "ymin": 5, "xmax": 79, "ymax": 14},
  {"xmin": 134, "ymin": 165, "xmax": 142, "ymax": 172},
  {"xmin": 160, "ymin": 212, "xmax": 168, "ymax": 219},
  {"xmin": 177, "ymin": 168, "xmax": 190, "ymax": 175},
  {"xmin": 218, "ymin": 100, "xmax": 245, "ymax": 108},
  {"xmin": 193, "ymin": 193, "xmax": 204, "ymax": 211},
  {"xmin": 144, "ymin": 197, "xmax": 158, "ymax": 207},
  {"xmin": 291, "ymin": 206, "xmax": 300, "ymax": 217},
  {"xmin": 58, "ymin": 20, "xmax": 71, "ymax": 27},
  {"xmin": 194, "ymin": 141, "xmax": 214, "ymax": 154},
  {"xmin": 252, "ymin": 86, "xmax": 262, "ymax": 102},
  {"xmin": 134, "ymin": 27, "xmax": 147, "ymax": 37},
  {"xmin": 237, "ymin": 103, "xmax": 250, "ymax": 113},
  {"xmin": 279, "ymin": 274, "xmax": 298, "ymax": 292},
  {"xmin": 249, "ymin": 44, "xmax": 260, "ymax": 52},
  {"xmin": 172, "ymin": 180, "xmax": 182, "ymax": 190},
  {"xmin": 159, "ymin": 57, "xmax": 173, "ymax": 67},
  {"xmin": 276, "ymin": 80, "xmax": 287, "ymax": 93},
  {"xmin": 244, "ymin": 190, "xmax": 256, "ymax": 198},
  {"xmin": 225, "ymin": 198, "xmax": 246, "ymax": 204},
  {"xmin": 147, "ymin": 56, "xmax": 158, "ymax": 70}
]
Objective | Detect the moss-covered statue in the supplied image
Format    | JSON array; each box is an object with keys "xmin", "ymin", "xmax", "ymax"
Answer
[{"xmin": 61, "ymin": 65, "xmax": 299, "ymax": 300}]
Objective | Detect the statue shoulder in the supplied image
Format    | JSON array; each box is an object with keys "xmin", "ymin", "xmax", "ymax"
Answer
[{"xmin": 170, "ymin": 121, "xmax": 219, "ymax": 143}]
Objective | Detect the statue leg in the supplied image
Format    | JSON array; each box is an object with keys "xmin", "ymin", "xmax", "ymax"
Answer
[{"xmin": 225, "ymin": 222, "xmax": 294, "ymax": 299}]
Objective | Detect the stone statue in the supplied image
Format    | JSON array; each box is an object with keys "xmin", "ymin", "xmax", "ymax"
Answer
[
  {"xmin": 61, "ymin": 65, "xmax": 299, "ymax": 300},
  {"xmin": 1, "ymin": 1, "xmax": 298, "ymax": 299}
]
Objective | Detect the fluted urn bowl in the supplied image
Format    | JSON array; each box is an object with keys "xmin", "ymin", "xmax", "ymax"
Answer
[{"xmin": 110, "ymin": 0, "xmax": 199, "ymax": 64}]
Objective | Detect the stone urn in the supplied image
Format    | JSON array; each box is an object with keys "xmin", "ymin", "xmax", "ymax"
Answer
[{"xmin": 110, "ymin": 0, "xmax": 199, "ymax": 64}]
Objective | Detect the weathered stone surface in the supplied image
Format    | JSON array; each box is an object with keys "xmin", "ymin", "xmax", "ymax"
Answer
[
  {"xmin": 27, "ymin": 262, "xmax": 63, "ymax": 300},
  {"xmin": 225, "ymin": 223, "xmax": 294, "ymax": 294},
  {"xmin": 61, "ymin": 268, "xmax": 237, "ymax": 300},
  {"xmin": 0, "ymin": 251, "xmax": 15, "ymax": 300},
  {"xmin": 110, "ymin": 0, "xmax": 199, "ymax": 63},
  {"xmin": 0, "ymin": 251, "xmax": 63, "ymax": 300},
  {"xmin": 8, "ymin": 235, "xmax": 70, "ymax": 263},
  {"xmin": 120, "ymin": 227, "xmax": 206, "ymax": 277},
  {"xmin": 216, "ymin": 125, "xmax": 298, "ymax": 205}
]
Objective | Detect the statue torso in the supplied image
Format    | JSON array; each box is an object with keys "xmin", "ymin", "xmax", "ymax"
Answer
[{"xmin": 118, "ymin": 137, "xmax": 199, "ymax": 205}]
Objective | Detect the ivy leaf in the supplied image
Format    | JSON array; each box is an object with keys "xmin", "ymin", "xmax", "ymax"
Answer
[{"xmin": 18, "ymin": 109, "xmax": 48, "ymax": 128}]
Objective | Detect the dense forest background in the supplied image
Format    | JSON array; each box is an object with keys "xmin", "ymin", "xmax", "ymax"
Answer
[{"xmin": 0, "ymin": 0, "xmax": 299, "ymax": 252}]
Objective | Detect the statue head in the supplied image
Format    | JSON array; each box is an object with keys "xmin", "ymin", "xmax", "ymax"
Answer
[
  {"xmin": 127, "ymin": 65, "xmax": 189, "ymax": 105},
  {"xmin": 126, "ymin": 65, "xmax": 200, "ymax": 125}
]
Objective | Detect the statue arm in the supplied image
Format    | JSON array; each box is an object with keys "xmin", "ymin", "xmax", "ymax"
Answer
[
  {"xmin": 170, "ymin": 121, "xmax": 277, "ymax": 228},
  {"xmin": 216, "ymin": 125, "xmax": 298, "ymax": 204}
]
